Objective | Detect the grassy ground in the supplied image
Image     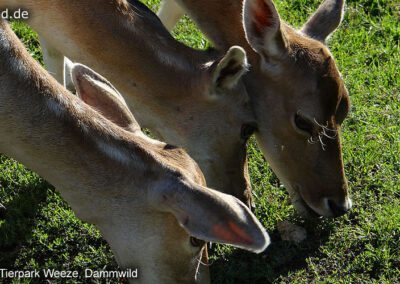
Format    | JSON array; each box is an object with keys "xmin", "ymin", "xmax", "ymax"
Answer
[{"xmin": 0, "ymin": 0, "xmax": 399, "ymax": 283}]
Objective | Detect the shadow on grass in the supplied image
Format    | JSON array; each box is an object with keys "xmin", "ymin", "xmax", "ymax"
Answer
[
  {"xmin": 210, "ymin": 218, "xmax": 336, "ymax": 283},
  {"xmin": 0, "ymin": 183, "xmax": 50, "ymax": 268}
]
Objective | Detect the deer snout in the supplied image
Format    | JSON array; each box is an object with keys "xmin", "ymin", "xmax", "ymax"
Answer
[
  {"xmin": 292, "ymin": 183, "xmax": 352, "ymax": 218},
  {"xmin": 324, "ymin": 197, "xmax": 352, "ymax": 217}
]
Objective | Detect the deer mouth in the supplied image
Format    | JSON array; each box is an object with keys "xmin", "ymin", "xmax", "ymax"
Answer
[
  {"xmin": 294, "ymin": 195, "xmax": 322, "ymax": 218},
  {"xmin": 290, "ymin": 185, "xmax": 321, "ymax": 218}
]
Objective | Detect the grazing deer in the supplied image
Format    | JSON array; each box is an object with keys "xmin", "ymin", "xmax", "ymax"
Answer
[
  {"xmin": 0, "ymin": 20, "xmax": 269, "ymax": 283},
  {"xmin": 158, "ymin": 0, "xmax": 353, "ymax": 217},
  {"xmin": 0, "ymin": 0, "xmax": 258, "ymax": 206}
]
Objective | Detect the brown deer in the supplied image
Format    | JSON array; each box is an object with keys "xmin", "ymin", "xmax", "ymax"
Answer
[
  {"xmin": 0, "ymin": 19, "xmax": 269, "ymax": 283},
  {"xmin": 158, "ymin": 0, "xmax": 353, "ymax": 217},
  {"xmin": 0, "ymin": 0, "xmax": 257, "ymax": 205}
]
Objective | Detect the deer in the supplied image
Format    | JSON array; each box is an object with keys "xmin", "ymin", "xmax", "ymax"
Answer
[
  {"xmin": 158, "ymin": 0, "xmax": 353, "ymax": 217},
  {"xmin": 0, "ymin": 0, "xmax": 258, "ymax": 207},
  {"xmin": 0, "ymin": 19, "xmax": 269, "ymax": 283}
]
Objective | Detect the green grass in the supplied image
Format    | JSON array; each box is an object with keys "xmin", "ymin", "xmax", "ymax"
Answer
[{"xmin": 0, "ymin": 0, "xmax": 399, "ymax": 282}]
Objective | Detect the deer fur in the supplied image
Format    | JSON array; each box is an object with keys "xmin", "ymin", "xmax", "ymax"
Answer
[
  {"xmin": 158, "ymin": 0, "xmax": 352, "ymax": 217},
  {"xmin": 0, "ymin": 19, "xmax": 269, "ymax": 283},
  {"xmin": 0, "ymin": 0, "xmax": 257, "ymax": 205}
]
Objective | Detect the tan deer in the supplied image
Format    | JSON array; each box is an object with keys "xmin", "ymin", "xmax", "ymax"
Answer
[
  {"xmin": 0, "ymin": 20, "xmax": 269, "ymax": 283},
  {"xmin": 158, "ymin": 0, "xmax": 353, "ymax": 217},
  {"xmin": 0, "ymin": 0, "xmax": 257, "ymax": 206}
]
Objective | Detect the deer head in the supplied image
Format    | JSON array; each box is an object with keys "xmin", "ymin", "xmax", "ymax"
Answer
[
  {"xmin": 69, "ymin": 64, "xmax": 270, "ymax": 282},
  {"xmin": 243, "ymin": 0, "xmax": 352, "ymax": 217},
  {"xmin": 147, "ymin": 45, "xmax": 258, "ymax": 206}
]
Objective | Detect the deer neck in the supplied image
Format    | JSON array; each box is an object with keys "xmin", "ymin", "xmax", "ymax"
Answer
[
  {"xmin": 0, "ymin": 20, "xmax": 163, "ymax": 221},
  {"xmin": 20, "ymin": 0, "xmax": 217, "ymax": 130}
]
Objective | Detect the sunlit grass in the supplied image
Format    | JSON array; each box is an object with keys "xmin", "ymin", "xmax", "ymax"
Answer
[{"xmin": 0, "ymin": 0, "xmax": 399, "ymax": 282}]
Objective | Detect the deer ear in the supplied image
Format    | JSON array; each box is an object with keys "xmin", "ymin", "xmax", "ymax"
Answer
[
  {"xmin": 210, "ymin": 46, "xmax": 248, "ymax": 95},
  {"xmin": 71, "ymin": 64, "xmax": 140, "ymax": 132},
  {"xmin": 64, "ymin": 57, "xmax": 76, "ymax": 92},
  {"xmin": 150, "ymin": 181, "xmax": 270, "ymax": 253},
  {"xmin": 301, "ymin": 0, "xmax": 345, "ymax": 42},
  {"xmin": 243, "ymin": 0, "xmax": 287, "ymax": 63}
]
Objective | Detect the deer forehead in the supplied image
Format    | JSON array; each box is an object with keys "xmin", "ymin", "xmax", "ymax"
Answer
[{"xmin": 282, "ymin": 28, "xmax": 345, "ymax": 119}]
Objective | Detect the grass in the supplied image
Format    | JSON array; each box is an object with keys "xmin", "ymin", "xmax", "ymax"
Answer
[{"xmin": 0, "ymin": 0, "xmax": 399, "ymax": 282}]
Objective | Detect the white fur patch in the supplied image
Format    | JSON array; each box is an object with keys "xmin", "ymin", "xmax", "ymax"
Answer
[
  {"xmin": 202, "ymin": 61, "xmax": 214, "ymax": 68},
  {"xmin": 95, "ymin": 139, "xmax": 132, "ymax": 166},
  {"xmin": 346, "ymin": 198, "xmax": 353, "ymax": 210}
]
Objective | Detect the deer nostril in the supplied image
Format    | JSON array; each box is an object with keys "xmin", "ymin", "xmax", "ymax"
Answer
[{"xmin": 327, "ymin": 199, "xmax": 349, "ymax": 217}]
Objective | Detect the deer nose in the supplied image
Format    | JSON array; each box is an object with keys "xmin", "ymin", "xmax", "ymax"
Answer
[{"xmin": 327, "ymin": 199, "xmax": 351, "ymax": 217}]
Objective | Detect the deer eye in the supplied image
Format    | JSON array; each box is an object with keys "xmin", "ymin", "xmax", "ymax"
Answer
[
  {"xmin": 190, "ymin": 236, "xmax": 205, "ymax": 247},
  {"xmin": 241, "ymin": 123, "xmax": 257, "ymax": 140},
  {"xmin": 294, "ymin": 114, "xmax": 313, "ymax": 135}
]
